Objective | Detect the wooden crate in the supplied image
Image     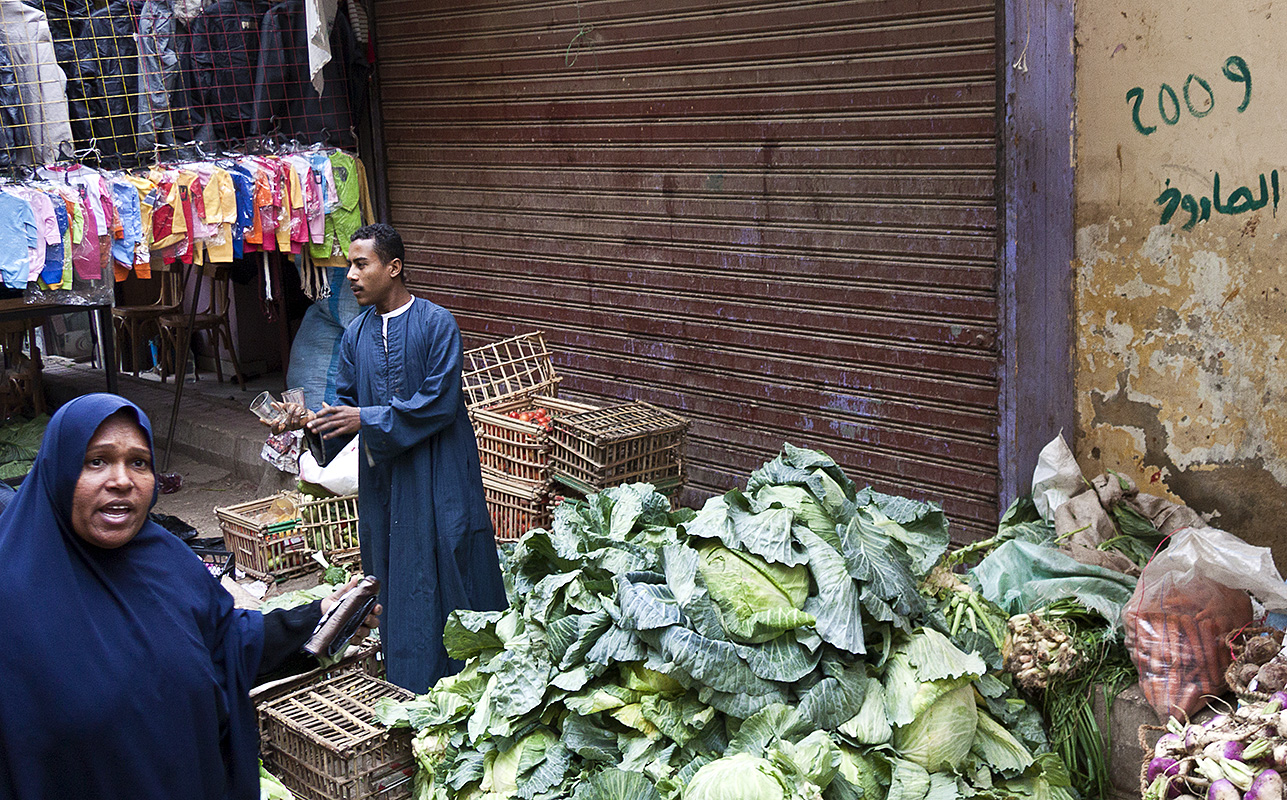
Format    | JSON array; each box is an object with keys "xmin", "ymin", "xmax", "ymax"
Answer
[
  {"xmin": 471, "ymin": 395, "xmax": 599, "ymax": 483},
  {"xmin": 296, "ymin": 493, "xmax": 361, "ymax": 568},
  {"xmin": 551, "ymin": 401, "xmax": 689, "ymax": 493},
  {"xmin": 217, "ymin": 493, "xmax": 362, "ymax": 581},
  {"xmin": 481, "ymin": 470, "xmax": 555, "ymax": 543},
  {"xmin": 463, "ymin": 331, "xmax": 601, "ymax": 483},
  {"xmin": 215, "ymin": 496, "xmax": 313, "ymax": 582},
  {"xmin": 462, "ymin": 331, "xmax": 559, "ymax": 409},
  {"xmin": 254, "ymin": 641, "xmax": 384, "ymax": 736},
  {"xmin": 260, "ymin": 672, "xmax": 414, "ymax": 800}
]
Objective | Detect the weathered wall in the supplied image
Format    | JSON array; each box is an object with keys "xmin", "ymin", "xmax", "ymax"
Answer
[{"xmin": 1075, "ymin": 4, "xmax": 1287, "ymax": 558}]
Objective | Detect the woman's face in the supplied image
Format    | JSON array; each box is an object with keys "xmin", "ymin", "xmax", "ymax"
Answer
[{"xmin": 71, "ymin": 413, "xmax": 155, "ymax": 549}]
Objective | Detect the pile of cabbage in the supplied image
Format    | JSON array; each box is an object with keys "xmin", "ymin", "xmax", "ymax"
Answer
[{"xmin": 376, "ymin": 445, "xmax": 1072, "ymax": 800}]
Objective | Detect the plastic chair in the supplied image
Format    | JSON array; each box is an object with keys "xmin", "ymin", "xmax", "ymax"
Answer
[
  {"xmin": 157, "ymin": 266, "xmax": 246, "ymax": 388},
  {"xmin": 112, "ymin": 262, "xmax": 183, "ymax": 376}
]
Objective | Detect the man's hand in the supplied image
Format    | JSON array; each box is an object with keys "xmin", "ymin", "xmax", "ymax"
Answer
[
  {"xmin": 308, "ymin": 402, "xmax": 362, "ymax": 440},
  {"xmin": 261, "ymin": 402, "xmax": 314, "ymax": 435}
]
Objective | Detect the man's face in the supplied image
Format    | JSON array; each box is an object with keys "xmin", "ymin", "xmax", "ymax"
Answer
[{"xmin": 347, "ymin": 239, "xmax": 400, "ymax": 307}]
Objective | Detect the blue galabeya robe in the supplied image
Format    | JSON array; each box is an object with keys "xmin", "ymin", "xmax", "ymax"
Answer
[{"xmin": 336, "ymin": 297, "xmax": 507, "ymax": 693}]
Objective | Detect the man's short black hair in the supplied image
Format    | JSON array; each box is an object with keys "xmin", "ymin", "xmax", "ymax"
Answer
[{"xmin": 351, "ymin": 224, "xmax": 405, "ymax": 266}]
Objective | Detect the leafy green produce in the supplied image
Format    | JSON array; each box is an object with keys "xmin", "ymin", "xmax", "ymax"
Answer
[
  {"xmin": 682, "ymin": 753, "xmax": 795, "ymax": 800},
  {"xmin": 377, "ymin": 446, "xmax": 1069, "ymax": 800},
  {"xmin": 259, "ymin": 760, "xmax": 294, "ymax": 799}
]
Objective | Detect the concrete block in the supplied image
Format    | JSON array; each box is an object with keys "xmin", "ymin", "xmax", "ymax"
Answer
[{"xmin": 1095, "ymin": 682, "xmax": 1161, "ymax": 800}]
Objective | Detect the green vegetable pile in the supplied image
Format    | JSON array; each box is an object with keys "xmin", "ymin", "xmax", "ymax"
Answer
[
  {"xmin": 260, "ymin": 760, "xmax": 294, "ymax": 799},
  {"xmin": 958, "ymin": 496, "xmax": 1141, "ymax": 800},
  {"xmin": 376, "ymin": 445, "xmax": 1072, "ymax": 800}
]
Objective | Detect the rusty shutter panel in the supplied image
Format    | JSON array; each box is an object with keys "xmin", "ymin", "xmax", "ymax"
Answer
[{"xmin": 374, "ymin": 0, "xmax": 999, "ymax": 539}]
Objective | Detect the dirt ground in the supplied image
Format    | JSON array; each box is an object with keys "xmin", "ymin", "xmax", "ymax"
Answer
[{"xmin": 151, "ymin": 453, "xmax": 326, "ymax": 602}]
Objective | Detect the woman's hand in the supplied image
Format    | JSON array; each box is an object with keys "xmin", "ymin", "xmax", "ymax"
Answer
[{"xmin": 321, "ymin": 575, "xmax": 382, "ymax": 646}]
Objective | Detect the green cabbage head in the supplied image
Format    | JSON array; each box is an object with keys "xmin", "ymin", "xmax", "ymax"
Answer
[
  {"xmin": 697, "ymin": 542, "xmax": 815, "ymax": 643},
  {"xmin": 683, "ymin": 753, "xmax": 790, "ymax": 800},
  {"xmin": 890, "ymin": 681, "xmax": 978, "ymax": 772}
]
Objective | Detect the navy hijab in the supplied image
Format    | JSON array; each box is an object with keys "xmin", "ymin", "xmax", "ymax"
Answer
[{"xmin": 0, "ymin": 394, "xmax": 264, "ymax": 800}]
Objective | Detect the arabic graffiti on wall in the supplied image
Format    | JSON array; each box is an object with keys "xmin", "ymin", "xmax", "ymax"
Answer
[
  {"xmin": 1074, "ymin": 3, "xmax": 1287, "ymax": 567},
  {"xmin": 1131, "ymin": 56, "xmax": 1266, "ymax": 228},
  {"xmin": 1156, "ymin": 170, "xmax": 1280, "ymax": 230},
  {"xmin": 1126, "ymin": 56, "xmax": 1251, "ymax": 135}
]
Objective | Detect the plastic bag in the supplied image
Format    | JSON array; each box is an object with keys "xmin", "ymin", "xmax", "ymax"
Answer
[
  {"xmin": 261, "ymin": 431, "xmax": 302, "ymax": 475},
  {"xmin": 299, "ymin": 433, "xmax": 359, "ymax": 496},
  {"xmin": 972, "ymin": 539, "xmax": 1138, "ymax": 625},
  {"xmin": 1123, "ymin": 526, "xmax": 1287, "ymax": 719},
  {"xmin": 1030, "ymin": 434, "xmax": 1083, "ymax": 521}
]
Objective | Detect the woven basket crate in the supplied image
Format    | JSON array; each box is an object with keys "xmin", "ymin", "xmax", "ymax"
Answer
[
  {"xmin": 297, "ymin": 493, "xmax": 361, "ymax": 568},
  {"xmin": 551, "ymin": 401, "xmax": 689, "ymax": 493},
  {"xmin": 215, "ymin": 496, "xmax": 313, "ymax": 582},
  {"xmin": 1224, "ymin": 626, "xmax": 1284, "ymax": 700},
  {"xmin": 254, "ymin": 641, "xmax": 383, "ymax": 734},
  {"xmin": 260, "ymin": 672, "xmax": 414, "ymax": 800},
  {"xmin": 462, "ymin": 331, "xmax": 560, "ymax": 409},
  {"xmin": 482, "ymin": 470, "xmax": 553, "ymax": 543},
  {"xmin": 471, "ymin": 395, "xmax": 599, "ymax": 483},
  {"xmin": 462, "ymin": 331, "xmax": 602, "ymax": 483}
]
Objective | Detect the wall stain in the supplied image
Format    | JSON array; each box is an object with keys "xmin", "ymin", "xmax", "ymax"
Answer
[{"xmin": 1076, "ymin": 215, "xmax": 1287, "ymax": 563}]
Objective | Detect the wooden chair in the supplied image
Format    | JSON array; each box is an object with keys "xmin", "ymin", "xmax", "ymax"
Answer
[
  {"xmin": 112, "ymin": 263, "xmax": 183, "ymax": 376},
  {"xmin": 0, "ymin": 319, "xmax": 45, "ymax": 420},
  {"xmin": 157, "ymin": 266, "xmax": 246, "ymax": 389}
]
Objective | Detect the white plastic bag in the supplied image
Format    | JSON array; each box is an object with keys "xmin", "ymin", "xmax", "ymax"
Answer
[
  {"xmin": 1143, "ymin": 526, "xmax": 1287, "ymax": 611},
  {"xmin": 299, "ymin": 434, "xmax": 360, "ymax": 496},
  {"xmin": 1031, "ymin": 433, "xmax": 1083, "ymax": 521}
]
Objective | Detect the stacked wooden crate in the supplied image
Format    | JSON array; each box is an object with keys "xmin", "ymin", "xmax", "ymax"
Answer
[
  {"xmin": 550, "ymin": 401, "xmax": 689, "ymax": 499},
  {"xmin": 462, "ymin": 332, "xmax": 596, "ymax": 542},
  {"xmin": 463, "ymin": 332, "xmax": 695, "ymax": 541}
]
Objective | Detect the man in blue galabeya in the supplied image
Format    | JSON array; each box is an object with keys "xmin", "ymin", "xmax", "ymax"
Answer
[{"xmin": 283, "ymin": 223, "xmax": 507, "ymax": 693}]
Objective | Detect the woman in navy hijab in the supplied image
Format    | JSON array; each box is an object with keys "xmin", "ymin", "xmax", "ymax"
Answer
[{"xmin": 0, "ymin": 394, "xmax": 376, "ymax": 799}]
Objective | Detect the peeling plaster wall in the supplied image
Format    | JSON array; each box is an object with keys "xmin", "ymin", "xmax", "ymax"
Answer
[{"xmin": 1075, "ymin": 4, "xmax": 1287, "ymax": 560}]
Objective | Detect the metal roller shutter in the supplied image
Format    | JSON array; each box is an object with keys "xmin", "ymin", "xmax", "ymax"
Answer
[{"xmin": 373, "ymin": 0, "xmax": 1000, "ymax": 539}]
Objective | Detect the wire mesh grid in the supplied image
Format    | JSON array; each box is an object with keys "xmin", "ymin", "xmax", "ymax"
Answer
[{"xmin": 0, "ymin": 0, "xmax": 370, "ymax": 170}]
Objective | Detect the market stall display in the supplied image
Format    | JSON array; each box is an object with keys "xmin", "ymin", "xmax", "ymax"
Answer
[
  {"xmin": 203, "ymin": 431, "xmax": 1287, "ymax": 800},
  {"xmin": 374, "ymin": 444, "xmax": 1068, "ymax": 800}
]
